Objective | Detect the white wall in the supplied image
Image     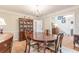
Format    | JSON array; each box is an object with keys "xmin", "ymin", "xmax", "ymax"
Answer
[
  {"xmin": 74, "ymin": 8, "xmax": 79, "ymax": 35},
  {"xmin": 1, "ymin": 6, "xmax": 79, "ymax": 41},
  {"xmin": 42, "ymin": 6, "xmax": 79, "ymax": 35},
  {"xmin": 0, "ymin": 9, "xmax": 36, "ymax": 40},
  {"xmin": 43, "ymin": 16, "xmax": 51, "ymax": 32},
  {"xmin": 51, "ymin": 15, "xmax": 75, "ymax": 35}
]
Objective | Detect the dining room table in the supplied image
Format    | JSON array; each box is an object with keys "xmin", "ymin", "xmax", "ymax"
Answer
[{"xmin": 27, "ymin": 32, "xmax": 57, "ymax": 53}]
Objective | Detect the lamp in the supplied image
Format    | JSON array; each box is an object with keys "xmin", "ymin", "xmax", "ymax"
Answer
[{"xmin": 0, "ymin": 17, "xmax": 6, "ymax": 34}]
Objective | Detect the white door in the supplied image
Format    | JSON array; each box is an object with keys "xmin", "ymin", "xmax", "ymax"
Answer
[{"xmin": 34, "ymin": 20, "xmax": 43, "ymax": 32}]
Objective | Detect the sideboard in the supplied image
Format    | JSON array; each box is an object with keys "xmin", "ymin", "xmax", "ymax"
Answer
[{"xmin": 0, "ymin": 33, "xmax": 13, "ymax": 53}]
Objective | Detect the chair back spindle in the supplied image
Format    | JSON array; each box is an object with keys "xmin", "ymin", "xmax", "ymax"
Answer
[{"xmin": 55, "ymin": 33, "xmax": 64, "ymax": 53}]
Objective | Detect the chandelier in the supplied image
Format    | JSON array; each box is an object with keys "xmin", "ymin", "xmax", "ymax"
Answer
[
  {"xmin": 32, "ymin": 5, "xmax": 40, "ymax": 17},
  {"xmin": 29, "ymin": 5, "xmax": 47, "ymax": 17}
]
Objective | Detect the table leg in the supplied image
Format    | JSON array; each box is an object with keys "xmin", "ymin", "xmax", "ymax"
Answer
[
  {"xmin": 28, "ymin": 41, "xmax": 31, "ymax": 53},
  {"xmin": 44, "ymin": 41, "xmax": 46, "ymax": 53},
  {"xmin": 73, "ymin": 40, "xmax": 75, "ymax": 49},
  {"xmin": 60, "ymin": 43, "xmax": 62, "ymax": 53},
  {"xmin": 37, "ymin": 43, "xmax": 40, "ymax": 52},
  {"xmin": 55, "ymin": 40, "xmax": 57, "ymax": 53}
]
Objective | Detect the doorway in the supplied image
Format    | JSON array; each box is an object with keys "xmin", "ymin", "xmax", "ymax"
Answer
[{"xmin": 34, "ymin": 20, "xmax": 43, "ymax": 32}]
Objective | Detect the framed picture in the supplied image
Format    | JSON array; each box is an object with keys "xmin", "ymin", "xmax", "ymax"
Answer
[
  {"xmin": 61, "ymin": 19, "xmax": 66, "ymax": 23},
  {"xmin": 58, "ymin": 16, "xmax": 61, "ymax": 20},
  {"xmin": 57, "ymin": 16, "xmax": 66, "ymax": 23},
  {"xmin": 58, "ymin": 16, "xmax": 62, "ymax": 20},
  {"xmin": 61, "ymin": 16, "xmax": 66, "ymax": 23}
]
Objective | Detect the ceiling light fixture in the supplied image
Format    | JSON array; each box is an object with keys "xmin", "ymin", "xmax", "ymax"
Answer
[
  {"xmin": 32, "ymin": 5, "xmax": 41, "ymax": 17},
  {"xmin": 29, "ymin": 5, "xmax": 47, "ymax": 17}
]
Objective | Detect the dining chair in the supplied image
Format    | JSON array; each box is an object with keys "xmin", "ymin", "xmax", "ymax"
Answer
[
  {"xmin": 45, "ymin": 33, "xmax": 64, "ymax": 53},
  {"xmin": 24, "ymin": 31, "xmax": 31, "ymax": 53},
  {"xmin": 56, "ymin": 33, "xmax": 64, "ymax": 53},
  {"xmin": 24, "ymin": 30, "xmax": 40, "ymax": 53},
  {"xmin": 73, "ymin": 35, "xmax": 79, "ymax": 49}
]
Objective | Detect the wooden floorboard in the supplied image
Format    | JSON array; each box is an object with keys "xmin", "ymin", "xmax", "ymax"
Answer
[{"xmin": 11, "ymin": 35, "xmax": 79, "ymax": 53}]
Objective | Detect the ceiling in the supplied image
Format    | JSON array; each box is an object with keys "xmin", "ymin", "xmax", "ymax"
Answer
[{"xmin": 0, "ymin": 5, "xmax": 76, "ymax": 17}]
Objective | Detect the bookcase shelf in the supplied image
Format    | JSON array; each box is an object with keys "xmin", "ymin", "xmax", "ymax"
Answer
[{"xmin": 19, "ymin": 18, "xmax": 33, "ymax": 41}]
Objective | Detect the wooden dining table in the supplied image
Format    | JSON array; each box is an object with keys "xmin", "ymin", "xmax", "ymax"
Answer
[{"xmin": 27, "ymin": 32, "xmax": 57, "ymax": 53}]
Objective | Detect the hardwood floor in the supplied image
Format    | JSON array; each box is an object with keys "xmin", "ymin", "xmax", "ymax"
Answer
[
  {"xmin": 11, "ymin": 35, "xmax": 79, "ymax": 53},
  {"xmin": 63, "ymin": 36, "xmax": 74, "ymax": 49},
  {"xmin": 11, "ymin": 40, "xmax": 26, "ymax": 53},
  {"xmin": 63, "ymin": 35, "xmax": 79, "ymax": 52}
]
